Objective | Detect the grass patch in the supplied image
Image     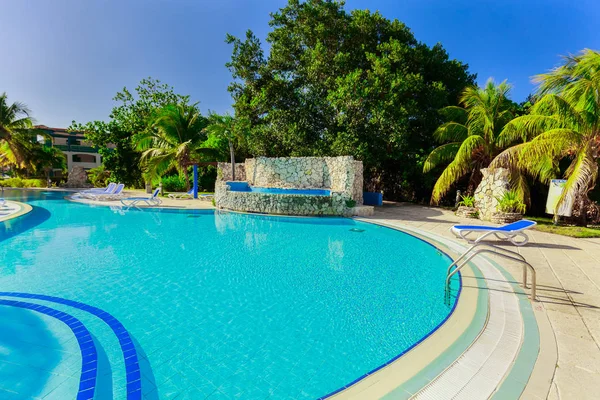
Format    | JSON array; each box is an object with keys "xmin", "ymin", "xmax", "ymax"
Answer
[{"xmin": 528, "ymin": 216, "xmax": 600, "ymax": 238}]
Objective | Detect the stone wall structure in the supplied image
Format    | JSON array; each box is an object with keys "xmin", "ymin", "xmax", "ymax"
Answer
[
  {"xmin": 217, "ymin": 163, "xmax": 246, "ymax": 182},
  {"xmin": 215, "ymin": 156, "xmax": 364, "ymax": 216},
  {"xmin": 474, "ymin": 168, "xmax": 510, "ymax": 221},
  {"xmin": 61, "ymin": 166, "xmax": 92, "ymax": 188}
]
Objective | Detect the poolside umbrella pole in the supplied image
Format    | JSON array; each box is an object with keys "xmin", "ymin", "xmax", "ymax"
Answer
[
  {"xmin": 185, "ymin": 161, "xmax": 217, "ymax": 200},
  {"xmin": 193, "ymin": 164, "xmax": 198, "ymax": 199}
]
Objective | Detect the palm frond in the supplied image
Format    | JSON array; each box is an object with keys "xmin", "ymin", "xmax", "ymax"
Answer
[
  {"xmin": 423, "ymin": 142, "xmax": 461, "ymax": 173},
  {"xmin": 557, "ymin": 147, "xmax": 599, "ymax": 214},
  {"xmin": 432, "ymin": 122, "xmax": 468, "ymax": 143},
  {"xmin": 497, "ymin": 114, "xmax": 562, "ymax": 146},
  {"xmin": 430, "ymin": 135, "xmax": 485, "ymax": 204},
  {"xmin": 438, "ymin": 106, "xmax": 468, "ymax": 124}
]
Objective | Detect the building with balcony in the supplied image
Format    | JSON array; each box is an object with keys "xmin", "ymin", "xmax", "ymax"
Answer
[{"xmin": 35, "ymin": 125, "xmax": 104, "ymax": 175}]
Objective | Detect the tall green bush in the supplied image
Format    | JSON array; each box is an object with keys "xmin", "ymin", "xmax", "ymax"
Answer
[
  {"xmin": 0, "ymin": 178, "xmax": 45, "ymax": 188},
  {"xmin": 161, "ymin": 175, "xmax": 187, "ymax": 192},
  {"xmin": 226, "ymin": 0, "xmax": 476, "ymax": 201},
  {"xmin": 87, "ymin": 165, "xmax": 110, "ymax": 187}
]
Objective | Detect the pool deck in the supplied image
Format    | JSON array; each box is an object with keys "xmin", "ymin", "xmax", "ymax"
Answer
[
  {"xmin": 66, "ymin": 189, "xmax": 215, "ymax": 210},
  {"xmin": 49, "ymin": 191, "xmax": 600, "ymax": 398},
  {"xmin": 0, "ymin": 201, "xmax": 32, "ymax": 222}
]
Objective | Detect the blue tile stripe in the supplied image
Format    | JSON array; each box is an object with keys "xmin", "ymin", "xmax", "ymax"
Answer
[
  {"xmin": 0, "ymin": 292, "xmax": 142, "ymax": 400},
  {"xmin": 0, "ymin": 299, "xmax": 97, "ymax": 400}
]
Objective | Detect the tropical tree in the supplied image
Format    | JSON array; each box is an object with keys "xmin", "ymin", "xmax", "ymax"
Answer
[
  {"xmin": 135, "ymin": 102, "xmax": 215, "ymax": 190},
  {"xmin": 423, "ymin": 79, "xmax": 518, "ymax": 204},
  {"xmin": 30, "ymin": 146, "xmax": 67, "ymax": 185},
  {"xmin": 226, "ymin": 0, "xmax": 475, "ymax": 200},
  {"xmin": 494, "ymin": 49, "xmax": 600, "ymax": 222},
  {"xmin": 70, "ymin": 78, "xmax": 189, "ymax": 187},
  {"xmin": 203, "ymin": 113, "xmax": 248, "ymax": 181},
  {"xmin": 0, "ymin": 92, "xmax": 42, "ymax": 169}
]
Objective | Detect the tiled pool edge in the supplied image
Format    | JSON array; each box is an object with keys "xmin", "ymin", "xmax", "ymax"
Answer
[
  {"xmin": 325, "ymin": 220, "xmax": 486, "ymax": 399},
  {"xmin": 487, "ymin": 257, "xmax": 551, "ymax": 400},
  {"xmin": 384, "ymin": 250, "xmax": 490, "ymax": 398},
  {"xmin": 0, "ymin": 201, "xmax": 32, "ymax": 222},
  {"xmin": 393, "ymin": 223, "xmax": 544, "ymax": 399}
]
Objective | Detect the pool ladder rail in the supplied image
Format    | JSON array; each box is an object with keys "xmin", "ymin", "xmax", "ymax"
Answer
[{"xmin": 445, "ymin": 242, "xmax": 537, "ymax": 304}]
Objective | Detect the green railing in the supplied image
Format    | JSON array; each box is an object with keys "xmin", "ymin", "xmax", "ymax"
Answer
[{"xmin": 53, "ymin": 144, "xmax": 98, "ymax": 153}]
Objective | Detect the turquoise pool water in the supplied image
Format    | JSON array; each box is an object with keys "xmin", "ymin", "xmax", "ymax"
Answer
[
  {"xmin": 0, "ymin": 190, "xmax": 459, "ymax": 399},
  {"xmin": 226, "ymin": 182, "xmax": 331, "ymax": 196}
]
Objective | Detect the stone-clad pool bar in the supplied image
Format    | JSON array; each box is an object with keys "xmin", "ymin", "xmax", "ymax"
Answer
[{"xmin": 215, "ymin": 156, "xmax": 371, "ymax": 216}]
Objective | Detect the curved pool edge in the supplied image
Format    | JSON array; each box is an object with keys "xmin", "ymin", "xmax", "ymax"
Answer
[
  {"xmin": 1, "ymin": 194, "xmax": 544, "ymax": 398},
  {"xmin": 326, "ymin": 220, "xmax": 487, "ymax": 399},
  {"xmin": 352, "ymin": 219, "xmax": 545, "ymax": 400},
  {"xmin": 0, "ymin": 201, "xmax": 33, "ymax": 222}
]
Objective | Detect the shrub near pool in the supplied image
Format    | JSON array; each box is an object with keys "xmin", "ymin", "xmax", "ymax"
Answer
[{"xmin": 0, "ymin": 178, "xmax": 46, "ymax": 188}]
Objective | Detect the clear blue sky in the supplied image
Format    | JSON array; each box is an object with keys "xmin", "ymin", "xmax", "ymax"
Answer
[{"xmin": 1, "ymin": 0, "xmax": 597, "ymax": 128}]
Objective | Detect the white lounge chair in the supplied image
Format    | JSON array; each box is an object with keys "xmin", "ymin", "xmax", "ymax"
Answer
[
  {"xmin": 94, "ymin": 184, "xmax": 125, "ymax": 200},
  {"xmin": 120, "ymin": 188, "xmax": 162, "ymax": 208},
  {"xmin": 81, "ymin": 183, "xmax": 123, "ymax": 200},
  {"xmin": 81, "ymin": 182, "xmax": 117, "ymax": 195},
  {"xmin": 450, "ymin": 219, "xmax": 537, "ymax": 246},
  {"xmin": 168, "ymin": 188, "xmax": 194, "ymax": 199},
  {"xmin": 198, "ymin": 193, "xmax": 214, "ymax": 201}
]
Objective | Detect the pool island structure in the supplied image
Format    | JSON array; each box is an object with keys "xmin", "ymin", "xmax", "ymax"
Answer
[{"xmin": 215, "ymin": 156, "xmax": 374, "ymax": 216}]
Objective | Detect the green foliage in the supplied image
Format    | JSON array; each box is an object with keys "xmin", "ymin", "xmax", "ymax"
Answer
[
  {"xmin": 494, "ymin": 49, "xmax": 600, "ymax": 219},
  {"xmin": 457, "ymin": 195, "xmax": 475, "ymax": 208},
  {"xmin": 0, "ymin": 92, "xmax": 51, "ymax": 173},
  {"xmin": 160, "ymin": 175, "xmax": 187, "ymax": 192},
  {"xmin": 528, "ymin": 216, "xmax": 600, "ymax": 238},
  {"xmin": 226, "ymin": 0, "xmax": 476, "ymax": 200},
  {"xmin": 197, "ymin": 165, "xmax": 218, "ymax": 191},
  {"xmin": 29, "ymin": 146, "xmax": 67, "ymax": 179},
  {"xmin": 135, "ymin": 102, "xmax": 217, "ymax": 189},
  {"xmin": 345, "ymin": 199, "xmax": 356, "ymax": 208},
  {"xmin": 496, "ymin": 190, "xmax": 526, "ymax": 214},
  {"xmin": 70, "ymin": 78, "xmax": 189, "ymax": 187},
  {"xmin": 87, "ymin": 165, "xmax": 110, "ymax": 188},
  {"xmin": 424, "ymin": 79, "xmax": 522, "ymax": 204},
  {"xmin": 203, "ymin": 113, "xmax": 250, "ymax": 180},
  {"xmin": 0, "ymin": 178, "xmax": 45, "ymax": 188}
]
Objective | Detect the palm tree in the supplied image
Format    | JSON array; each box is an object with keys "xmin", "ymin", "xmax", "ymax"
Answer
[
  {"xmin": 423, "ymin": 79, "xmax": 517, "ymax": 204},
  {"xmin": 494, "ymin": 49, "xmax": 600, "ymax": 222},
  {"xmin": 0, "ymin": 92, "xmax": 41, "ymax": 169},
  {"xmin": 203, "ymin": 113, "xmax": 248, "ymax": 181},
  {"xmin": 135, "ymin": 103, "xmax": 215, "ymax": 189},
  {"xmin": 31, "ymin": 146, "xmax": 67, "ymax": 186}
]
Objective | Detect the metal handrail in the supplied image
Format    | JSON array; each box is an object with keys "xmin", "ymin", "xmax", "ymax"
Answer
[
  {"xmin": 446, "ymin": 243, "xmax": 527, "ymax": 276},
  {"xmin": 446, "ymin": 244, "xmax": 536, "ymax": 301}
]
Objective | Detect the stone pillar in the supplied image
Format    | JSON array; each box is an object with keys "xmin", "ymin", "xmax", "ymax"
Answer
[{"xmin": 474, "ymin": 168, "xmax": 510, "ymax": 221}]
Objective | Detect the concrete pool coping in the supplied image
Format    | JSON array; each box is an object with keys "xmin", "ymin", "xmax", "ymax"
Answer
[
  {"xmin": 0, "ymin": 201, "xmax": 33, "ymax": 222},
  {"xmin": 356, "ymin": 218, "xmax": 554, "ymax": 400},
  {"xmin": 328, "ymin": 224, "xmax": 487, "ymax": 399}
]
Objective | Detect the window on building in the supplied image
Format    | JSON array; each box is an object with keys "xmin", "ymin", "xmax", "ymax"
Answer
[{"xmin": 72, "ymin": 154, "xmax": 96, "ymax": 163}]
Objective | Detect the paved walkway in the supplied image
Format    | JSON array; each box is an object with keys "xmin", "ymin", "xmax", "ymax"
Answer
[{"xmin": 367, "ymin": 203, "xmax": 600, "ymax": 400}]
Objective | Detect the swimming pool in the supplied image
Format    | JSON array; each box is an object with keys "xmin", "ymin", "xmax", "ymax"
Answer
[
  {"xmin": 226, "ymin": 182, "xmax": 331, "ymax": 196},
  {"xmin": 0, "ymin": 190, "xmax": 459, "ymax": 399}
]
